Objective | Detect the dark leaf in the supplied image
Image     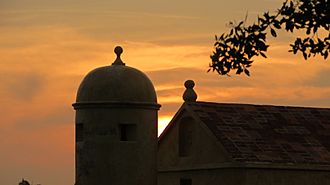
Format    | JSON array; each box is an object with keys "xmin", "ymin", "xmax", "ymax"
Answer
[
  {"xmin": 260, "ymin": 52, "xmax": 267, "ymax": 58},
  {"xmin": 325, "ymin": 51, "xmax": 328, "ymax": 59},
  {"xmin": 270, "ymin": 28, "xmax": 277, "ymax": 37},
  {"xmin": 273, "ymin": 21, "xmax": 281, "ymax": 29},
  {"xmin": 244, "ymin": 69, "xmax": 250, "ymax": 76},
  {"xmin": 229, "ymin": 29, "xmax": 234, "ymax": 36},
  {"xmin": 236, "ymin": 67, "xmax": 243, "ymax": 74},
  {"xmin": 238, "ymin": 21, "xmax": 244, "ymax": 27},
  {"xmin": 303, "ymin": 52, "xmax": 307, "ymax": 60}
]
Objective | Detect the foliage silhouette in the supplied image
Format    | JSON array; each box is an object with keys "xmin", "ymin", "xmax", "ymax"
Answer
[{"xmin": 210, "ymin": 0, "xmax": 329, "ymax": 76}]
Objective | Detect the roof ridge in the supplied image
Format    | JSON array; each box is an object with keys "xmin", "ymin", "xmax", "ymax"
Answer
[{"xmin": 191, "ymin": 101, "xmax": 330, "ymax": 110}]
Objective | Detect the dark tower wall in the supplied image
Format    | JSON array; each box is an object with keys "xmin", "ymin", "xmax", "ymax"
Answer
[{"xmin": 74, "ymin": 106, "xmax": 159, "ymax": 185}]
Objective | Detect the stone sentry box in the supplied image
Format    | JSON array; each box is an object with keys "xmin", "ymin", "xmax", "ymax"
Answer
[{"xmin": 73, "ymin": 46, "xmax": 160, "ymax": 185}]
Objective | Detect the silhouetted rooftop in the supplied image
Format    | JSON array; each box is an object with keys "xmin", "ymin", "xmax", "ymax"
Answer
[
  {"xmin": 161, "ymin": 101, "xmax": 330, "ymax": 166},
  {"xmin": 190, "ymin": 102, "xmax": 330, "ymax": 165}
]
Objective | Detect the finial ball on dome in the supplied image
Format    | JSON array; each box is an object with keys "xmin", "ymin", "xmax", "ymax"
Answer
[
  {"xmin": 114, "ymin": 46, "xmax": 123, "ymax": 56},
  {"xmin": 112, "ymin": 46, "xmax": 125, "ymax": 65},
  {"xmin": 184, "ymin": 80, "xmax": 195, "ymax": 89}
]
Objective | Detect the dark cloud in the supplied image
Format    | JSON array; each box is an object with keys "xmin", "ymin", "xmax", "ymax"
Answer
[
  {"xmin": 298, "ymin": 96, "xmax": 330, "ymax": 108},
  {"xmin": 0, "ymin": 71, "xmax": 45, "ymax": 100},
  {"xmin": 305, "ymin": 68, "xmax": 330, "ymax": 87},
  {"xmin": 159, "ymin": 102, "xmax": 183, "ymax": 116},
  {"xmin": 0, "ymin": 9, "xmax": 212, "ymax": 46},
  {"xmin": 147, "ymin": 67, "xmax": 253, "ymax": 89},
  {"xmin": 15, "ymin": 106, "xmax": 73, "ymax": 130},
  {"xmin": 157, "ymin": 87, "xmax": 182, "ymax": 98},
  {"xmin": 147, "ymin": 67, "xmax": 200, "ymax": 85},
  {"xmin": 0, "ymin": 0, "xmax": 280, "ymax": 47}
]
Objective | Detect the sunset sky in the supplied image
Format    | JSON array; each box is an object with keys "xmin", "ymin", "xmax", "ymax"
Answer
[{"xmin": 1, "ymin": 0, "xmax": 329, "ymax": 184}]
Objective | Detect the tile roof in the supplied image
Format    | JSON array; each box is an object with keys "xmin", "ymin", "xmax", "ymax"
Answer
[{"xmin": 188, "ymin": 101, "xmax": 330, "ymax": 165}]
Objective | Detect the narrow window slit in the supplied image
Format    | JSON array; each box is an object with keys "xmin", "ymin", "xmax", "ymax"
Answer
[{"xmin": 120, "ymin": 124, "xmax": 137, "ymax": 141}]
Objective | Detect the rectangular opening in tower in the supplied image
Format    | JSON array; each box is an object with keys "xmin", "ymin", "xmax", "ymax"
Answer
[
  {"xmin": 120, "ymin": 124, "xmax": 136, "ymax": 141},
  {"xmin": 180, "ymin": 178, "xmax": 192, "ymax": 185}
]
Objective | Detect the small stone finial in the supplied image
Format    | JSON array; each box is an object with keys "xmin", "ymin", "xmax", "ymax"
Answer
[
  {"xmin": 183, "ymin": 80, "xmax": 197, "ymax": 102},
  {"xmin": 112, "ymin": 46, "xmax": 125, "ymax": 65}
]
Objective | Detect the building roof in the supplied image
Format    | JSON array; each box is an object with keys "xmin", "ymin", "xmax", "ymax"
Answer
[{"xmin": 163, "ymin": 101, "xmax": 330, "ymax": 166}]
